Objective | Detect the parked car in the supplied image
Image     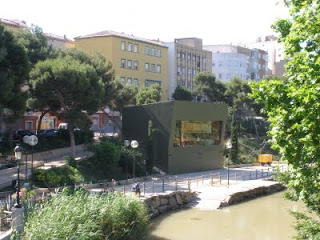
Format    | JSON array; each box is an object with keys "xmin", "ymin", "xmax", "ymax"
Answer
[
  {"xmin": 37, "ymin": 129, "xmax": 58, "ymax": 137},
  {"xmin": 13, "ymin": 130, "xmax": 34, "ymax": 141}
]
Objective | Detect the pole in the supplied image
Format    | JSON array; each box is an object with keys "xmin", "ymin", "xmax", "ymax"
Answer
[
  {"xmin": 125, "ymin": 157, "xmax": 128, "ymax": 183},
  {"xmin": 25, "ymin": 151, "xmax": 28, "ymax": 180},
  {"xmin": 16, "ymin": 161, "xmax": 21, "ymax": 207},
  {"xmin": 31, "ymin": 146, "xmax": 34, "ymax": 190},
  {"xmin": 133, "ymin": 158, "xmax": 136, "ymax": 179},
  {"xmin": 227, "ymin": 158, "xmax": 230, "ymax": 186}
]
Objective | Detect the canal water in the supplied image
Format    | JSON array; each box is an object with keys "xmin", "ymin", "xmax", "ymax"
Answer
[{"xmin": 148, "ymin": 191, "xmax": 305, "ymax": 240}]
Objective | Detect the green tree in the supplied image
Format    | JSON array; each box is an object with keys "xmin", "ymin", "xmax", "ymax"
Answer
[
  {"xmin": 13, "ymin": 25, "xmax": 56, "ymax": 68},
  {"xmin": 30, "ymin": 55, "xmax": 106, "ymax": 156},
  {"xmin": 0, "ymin": 24, "xmax": 29, "ymax": 119},
  {"xmin": 171, "ymin": 86, "xmax": 193, "ymax": 101},
  {"xmin": 136, "ymin": 84, "xmax": 162, "ymax": 105},
  {"xmin": 194, "ymin": 72, "xmax": 226, "ymax": 102},
  {"xmin": 250, "ymin": 0, "xmax": 320, "ymax": 237}
]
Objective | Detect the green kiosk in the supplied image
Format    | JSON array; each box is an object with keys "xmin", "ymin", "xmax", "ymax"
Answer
[{"xmin": 123, "ymin": 101, "xmax": 228, "ymax": 174}]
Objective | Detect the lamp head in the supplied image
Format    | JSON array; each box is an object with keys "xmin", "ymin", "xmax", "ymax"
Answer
[
  {"xmin": 225, "ymin": 140, "xmax": 232, "ymax": 149},
  {"xmin": 124, "ymin": 140, "xmax": 130, "ymax": 147},
  {"xmin": 131, "ymin": 140, "xmax": 139, "ymax": 149},
  {"xmin": 14, "ymin": 144, "xmax": 23, "ymax": 160}
]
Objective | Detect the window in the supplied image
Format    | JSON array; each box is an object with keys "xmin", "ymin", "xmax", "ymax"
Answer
[
  {"xmin": 173, "ymin": 120, "xmax": 223, "ymax": 147},
  {"xmin": 120, "ymin": 77, "xmax": 126, "ymax": 85},
  {"xmin": 156, "ymin": 65, "xmax": 161, "ymax": 73},
  {"xmin": 145, "ymin": 79, "xmax": 161, "ymax": 87},
  {"xmin": 203, "ymin": 57, "xmax": 206, "ymax": 64},
  {"xmin": 177, "ymin": 52, "xmax": 181, "ymax": 58},
  {"xmin": 187, "ymin": 54, "xmax": 191, "ymax": 61},
  {"xmin": 134, "ymin": 78, "xmax": 138, "ymax": 87},
  {"xmin": 128, "ymin": 43, "xmax": 132, "ymax": 52},
  {"xmin": 157, "ymin": 49, "xmax": 161, "ymax": 57},
  {"xmin": 145, "ymin": 46, "xmax": 150, "ymax": 55},
  {"xmin": 134, "ymin": 44, "xmax": 138, "ymax": 53},
  {"xmin": 182, "ymin": 53, "xmax": 185, "ymax": 59},
  {"xmin": 151, "ymin": 64, "xmax": 155, "ymax": 72},
  {"xmin": 192, "ymin": 55, "xmax": 196, "ymax": 62},
  {"xmin": 177, "ymin": 66, "xmax": 181, "ymax": 75},
  {"xmin": 127, "ymin": 78, "xmax": 132, "ymax": 85},
  {"xmin": 121, "ymin": 59, "xmax": 126, "ymax": 68},
  {"xmin": 145, "ymin": 63, "xmax": 149, "ymax": 72},
  {"xmin": 25, "ymin": 121, "xmax": 33, "ymax": 130},
  {"xmin": 121, "ymin": 41, "xmax": 125, "ymax": 51},
  {"xmin": 219, "ymin": 73, "xmax": 223, "ymax": 79},
  {"xmin": 127, "ymin": 60, "xmax": 132, "ymax": 69},
  {"xmin": 182, "ymin": 67, "xmax": 186, "ymax": 74},
  {"xmin": 133, "ymin": 61, "xmax": 138, "ymax": 70},
  {"xmin": 188, "ymin": 68, "xmax": 192, "ymax": 75},
  {"xmin": 151, "ymin": 48, "xmax": 155, "ymax": 56},
  {"xmin": 193, "ymin": 69, "xmax": 196, "ymax": 75}
]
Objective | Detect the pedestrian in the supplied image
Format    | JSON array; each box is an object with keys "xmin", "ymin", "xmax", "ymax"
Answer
[
  {"xmin": 132, "ymin": 182, "xmax": 141, "ymax": 196},
  {"xmin": 111, "ymin": 179, "xmax": 116, "ymax": 192}
]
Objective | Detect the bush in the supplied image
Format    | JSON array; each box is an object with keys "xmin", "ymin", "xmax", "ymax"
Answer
[
  {"xmin": 22, "ymin": 191, "xmax": 149, "ymax": 240},
  {"xmin": 32, "ymin": 166, "xmax": 83, "ymax": 188},
  {"xmin": 92, "ymin": 140, "xmax": 121, "ymax": 169}
]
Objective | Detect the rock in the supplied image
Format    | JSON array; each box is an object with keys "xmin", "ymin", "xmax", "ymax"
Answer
[
  {"xmin": 158, "ymin": 205, "xmax": 169, "ymax": 214},
  {"xmin": 176, "ymin": 193, "xmax": 183, "ymax": 205},
  {"xmin": 160, "ymin": 197, "xmax": 169, "ymax": 205},
  {"xmin": 169, "ymin": 196, "xmax": 177, "ymax": 208},
  {"xmin": 152, "ymin": 196, "xmax": 160, "ymax": 208}
]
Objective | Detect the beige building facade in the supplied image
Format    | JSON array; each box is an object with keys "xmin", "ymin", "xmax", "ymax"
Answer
[
  {"xmin": 75, "ymin": 30, "xmax": 169, "ymax": 100},
  {"xmin": 164, "ymin": 38, "xmax": 212, "ymax": 99}
]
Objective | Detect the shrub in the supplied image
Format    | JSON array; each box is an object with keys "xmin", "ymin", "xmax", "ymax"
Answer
[
  {"xmin": 92, "ymin": 140, "xmax": 121, "ymax": 169},
  {"xmin": 22, "ymin": 191, "xmax": 149, "ymax": 240},
  {"xmin": 32, "ymin": 166, "xmax": 83, "ymax": 188}
]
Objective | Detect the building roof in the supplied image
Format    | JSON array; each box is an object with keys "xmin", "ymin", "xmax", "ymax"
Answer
[
  {"xmin": 75, "ymin": 30, "xmax": 167, "ymax": 47},
  {"xmin": 44, "ymin": 33, "xmax": 73, "ymax": 42},
  {"xmin": 0, "ymin": 18, "xmax": 28, "ymax": 28}
]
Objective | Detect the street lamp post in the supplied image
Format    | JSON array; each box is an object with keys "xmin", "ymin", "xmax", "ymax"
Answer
[
  {"xmin": 225, "ymin": 140, "xmax": 232, "ymax": 186},
  {"xmin": 14, "ymin": 144, "xmax": 23, "ymax": 208},
  {"xmin": 27, "ymin": 135, "xmax": 38, "ymax": 190},
  {"xmin": 124, "ymin": 140, "xmax": 139, "ymax": 179}
]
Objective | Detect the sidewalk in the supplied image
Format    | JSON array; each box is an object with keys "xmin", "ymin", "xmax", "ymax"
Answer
[{"xmin": 0, "ymin": 150, "xmax": 94, "ymax": 189}]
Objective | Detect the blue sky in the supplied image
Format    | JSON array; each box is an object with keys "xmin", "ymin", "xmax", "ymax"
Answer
[{"xmin": 1, "ymin": 0, "xmax": 289, "ymax": 44}]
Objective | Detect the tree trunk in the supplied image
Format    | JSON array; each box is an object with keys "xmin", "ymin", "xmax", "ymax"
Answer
[
  {"xmin": 37, "ymin": 110, "xmax": 49, "ymax": 133},
  {"xmin": 68, "ymin": 128, "xmax": 76, "ymax": 157}
]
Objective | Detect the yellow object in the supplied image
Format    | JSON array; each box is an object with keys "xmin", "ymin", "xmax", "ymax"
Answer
[{"xmin": 258, "ymin": 154, "xmax": 273, "ymax": 164}]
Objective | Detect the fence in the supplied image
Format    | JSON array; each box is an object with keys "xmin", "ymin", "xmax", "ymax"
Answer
[{"xmin": 89, "ymin": 164, "xmax": 289, "ymax": 196}]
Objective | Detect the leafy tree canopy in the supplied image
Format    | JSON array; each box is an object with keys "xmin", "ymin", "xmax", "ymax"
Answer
[
  {"xmin": 171, "ymin": 86, "xmax": 193, "ymax": 101},
  {"xmin": 194, "ymin": 72, "xmax": 226, "ymax": 102},
  {"xmin": 0, "ymin": 24, "xmax": 29, "ymax": 117},
  {"xmin": 250, "ymin": 0, "xmax": 320, "ymax": 237},
  {"xmin": 136, "ymin": 84, "xmax": 162, "ymax": 105}
]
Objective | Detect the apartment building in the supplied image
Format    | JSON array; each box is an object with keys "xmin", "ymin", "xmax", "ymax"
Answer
[
  {"xmin": 240, "ymin": 35, "xmax": 285, "ymax": 77},
  {"xmin": 44, "ymin": 33, "xmax": 75, "ymax": 49},
  {"xmin": 164, "ymin": 38, "xmax": 212, "ymax": 98},
  {"xmin": 204, "ymin": 45, "xmax": 268, "ymax": 81},
  {"xmin": 0, "ymin": 18, "xmax": 28, "ymax": 30},
  {"xmin": 74, "ymin": 30, "xmax": 169, "ymax": 100}
]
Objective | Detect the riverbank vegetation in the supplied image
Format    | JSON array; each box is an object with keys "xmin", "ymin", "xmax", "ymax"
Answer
[
  {"xmin": 20, "ymin": 190, "xmax": 149, "ymax": 240},
  {"xmin": 250, "ymin": 0, "xmax": 320, "ymax": 238}
]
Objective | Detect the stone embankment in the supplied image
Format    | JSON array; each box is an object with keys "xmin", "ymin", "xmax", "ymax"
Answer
[
  {"xmin": 143, "ymin": 191, "xmax": 198, "ymax": 218},
  {"xmin": 143, "ymin": 179, "xmax": 285, "ymax": 218}
]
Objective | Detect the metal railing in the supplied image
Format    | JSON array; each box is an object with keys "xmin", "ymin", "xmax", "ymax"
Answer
[{"xmin": 93, "ymin": 164, "xmax": 289, "ymax": 196}]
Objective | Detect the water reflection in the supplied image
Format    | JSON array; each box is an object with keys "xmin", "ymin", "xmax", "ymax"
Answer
[{"xmin": 148, "ymin": 192, "xmax": 305, "ymax": 240}]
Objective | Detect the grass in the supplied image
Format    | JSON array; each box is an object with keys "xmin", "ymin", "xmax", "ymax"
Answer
[{"xmin": 22, "ymin": 190, "xmax": 149, "ymax": 240}]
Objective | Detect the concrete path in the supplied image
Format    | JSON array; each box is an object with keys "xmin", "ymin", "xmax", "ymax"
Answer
[
  {"xmin": 189, "ymin": 179, "xmax": 284, "ymax": 210},
  {"xmin": 0, "ymin": 151, "xmax": 94, "ymax": 189}
]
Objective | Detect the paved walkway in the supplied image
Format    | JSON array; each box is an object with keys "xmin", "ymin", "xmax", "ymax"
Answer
[{"xmin": 0, "ymin": 150, "xmax": 94, "ymax": 189}]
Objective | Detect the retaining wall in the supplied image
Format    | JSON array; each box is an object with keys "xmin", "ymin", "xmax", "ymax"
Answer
[{"xmin": 143, "ymin": 191, "xmax": 197, "ymax": 218}]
